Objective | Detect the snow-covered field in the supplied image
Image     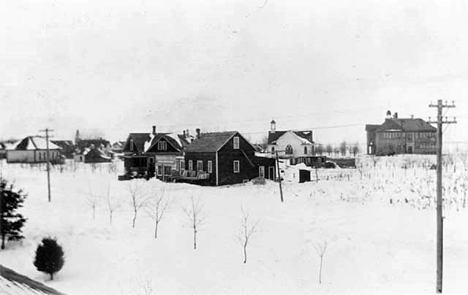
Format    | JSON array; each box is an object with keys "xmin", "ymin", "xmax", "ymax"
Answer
[{"xmin": 1, "ymin": 155, "xmax": 468, "ymax": 295}]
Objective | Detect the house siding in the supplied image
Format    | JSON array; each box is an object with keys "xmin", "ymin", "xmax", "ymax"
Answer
[
  {"xmin": 7, "ymin": 150, "xmax": 60, "ymax": 163},
  {"xmin": 375, "ymin": 131, "xmax": 436, "ymax": 155},
  {"xmin": 216, "ymin": 134, "xmax": 257, "ymax": 185},
  {"xmin": 267, "ymin": 131, "xmax": 313, "ymax": 158},
  {"xmin": 184, "ymin": 152, "xmax": 217, "ymax": 186}
]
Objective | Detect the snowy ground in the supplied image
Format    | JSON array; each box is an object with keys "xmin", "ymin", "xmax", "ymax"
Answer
[{"xmin": 0, "ymin": 156, "xmax": 467, "ymax": 295}]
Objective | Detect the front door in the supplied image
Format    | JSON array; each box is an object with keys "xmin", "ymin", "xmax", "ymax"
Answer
[
  {"xmin": 259, "ymin": 166, "xmax": 265, "ymax": 178},
  {"xmin": 408, "ymin": 146, "xmax": 413, "ymax": 154},
  {"xmin": 268, "ymin": 166, "xmax": 275, "ymax": 180}
]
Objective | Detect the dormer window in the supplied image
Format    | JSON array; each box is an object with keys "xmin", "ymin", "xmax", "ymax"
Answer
[
  {"xmin": 157, "ymin": 141, "xmax": 167, "ymax": 151},
  {"xmin": 233, "ymin": 136, "xmax": 239, "ymax": 149}
]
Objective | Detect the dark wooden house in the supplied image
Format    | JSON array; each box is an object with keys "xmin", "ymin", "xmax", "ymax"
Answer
[
  {"xmin": 184, "ymin": 131, "xmax": 276, "ymax": 186},
  {"xmin": 75, "ymin": 138, "xmax": 111, "ymax": 154},
  {"xmin": 84, "ymin": 147, "xmax": 112, "ymax": 163},
  {"xmin": 122, "ymin": 132, "xmax": 152, "ymax": 176}
]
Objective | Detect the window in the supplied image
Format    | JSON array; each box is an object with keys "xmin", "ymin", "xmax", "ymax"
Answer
[
  {"xmin": 285, "ymin": 145, "xmax": 293, "ymax": 155},
  {"xmin": 164, "ymin": 166, "xmax": 172, "ymax": 175},
  {"xmin": 157, "ymin": 165, "xmax": 163, "ymax": 176},
  {"xmin": 188, "ymin": 160, "xmax": 193, "ymax": 171},
  {"xmin": 157, "ymin": 141, "xmax": 167, "ymax": 151},
  {"xmin": 304, "ymin": 146, "xmax": 308, "ymax": 155},
  {"xmin": 208, "ymin": 161, "xmax": 213, "ymax": 173},
  {"xmin": 271, "ymin": 146, "xmax": 275, "ymax": 154},
  {"xmin": 259, "ymin": 166, "xmax": 265, "ymax": 178},
  {"xmin": 180, "ymin": 160, "xmax": 185, "ymax": 171},
  {"xmin": 197, "ymin": 160, "xmax": 203, "ymax": 171},
  {"xmin": 149, "ymin": 157, "xmax": 154, "ymax": 164},
  {"xmin": 233, "ymin": 160, "xmax": 240, "ymax": 173},
  {"xmin": 233, "ymin": 136, "xmax": 240, "ymax": 149}
]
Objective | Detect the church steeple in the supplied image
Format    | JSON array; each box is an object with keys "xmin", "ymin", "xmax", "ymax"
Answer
[{"xmin": 75, "ymin": 129, "xmax": 81, "ymax": 143}]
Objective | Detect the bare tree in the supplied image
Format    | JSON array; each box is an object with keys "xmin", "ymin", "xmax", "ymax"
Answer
[
  {"xmin": 147, "ymin": 187, "xmax": 171, "ymax": 239},
  {"xmin": 237, "ymin": 207, "xmax": 260, "ymax": 264},
  {"xmin": 315, "ymin": 241, "xmax": 328, "ymax": 284},
  {"xmin": 86, "ymin": 184, "xmax": 100, "ymax": 220},
  {"xmin": 182, "ymin": 196, "xmax": 206, "ymax": 250},
  {"xmin": 127, "ymin": 180, "xmax": 149, "ymax": 228},
  {"xmin": 339, "ymin": 141, "xmax": 347, "ymax": 157},
  {"xmin": 371, "ymin": 156, "xmax": 379, "ymax": 168},
  {"xmin": 334, "ymin": 147, "xmax": 340, "ymax": 157},
  {"xmin": 315, "ymin": 144, "xmax": 324, "ymax": 156},
  {"xmin": 325, "ymin": 144, "xmax": 333, "ymax": 156},
  {"xmin": 351, "ymin": 142, "xmax": 360, "ymax": 157},
  {"xmin": 106, "ymin": 183, "xmax": 121, "ymax": 225},
  {"xmin": 459, "ymin": 152, "xmax": 468, "ymax": 171}
]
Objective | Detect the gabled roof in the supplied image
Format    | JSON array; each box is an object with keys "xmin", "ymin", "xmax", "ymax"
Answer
[
  {"xmin": 375, "ymin": 118, "xmax": 436, "ymax": 132},
  {"xmin": 145, "ymin": 133, "xmax": 182, "ymax": 153},
  {"xmin": 267, "ymin": 130, "xmax": 314, "ymax": 145},
  {"xmin": 0, "ymin": 264, "xmax": 65, "ymax": 295},
  {"xmin": 85, "ymin": 148, "xmax": 112, "ymax": 160},
  {"xmin": 50, "ymin": 140, "xmax": 73, "ymax": 149},
  {"xmin": 123, "ymin": 133, "xmax": 151, "ymax": 153},
  {"xmin": 14, "ymin": 137, "xmax": 61, "ymax": 150},
  {"xmin": 185, "ymin": 131, "xmax": 248, "ymax": 153},
  {"xmin": 177, "ymin": 134, "xmax": 193, "ymax": 148}
]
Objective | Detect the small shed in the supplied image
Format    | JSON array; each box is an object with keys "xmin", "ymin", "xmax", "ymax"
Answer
[{"xmin": 283, "ymin": 163, "xmax": 315, "ymax": 183}]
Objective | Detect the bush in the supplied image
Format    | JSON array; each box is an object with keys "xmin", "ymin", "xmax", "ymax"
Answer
[{"xmin": 33, "ymin": 237, "xmax": 65, "ymax": 280}]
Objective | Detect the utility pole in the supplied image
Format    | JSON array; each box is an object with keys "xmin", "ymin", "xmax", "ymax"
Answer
[
  {"xmin": 428, "ymin": 100, "xmax": 456, "ymax": 293},
  {"xmin": 275, "ymin": 151, "xmax": 284, "ymax": 202},
  {"xmin": 39, "ymin": 128, "xmax": 54, "ymax": 202}
]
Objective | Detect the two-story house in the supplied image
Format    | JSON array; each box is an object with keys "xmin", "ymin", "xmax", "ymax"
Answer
[
  {"xmin": 366, "ymin": 110, "xmax": 437, "ymax": 156},
  {"xmin": 267, "ymin": 120, "xmax": 314, "ymax": 158},
  {"xmin": 184, "ymin": 130, "xmax": 276, "ymax": 186}
]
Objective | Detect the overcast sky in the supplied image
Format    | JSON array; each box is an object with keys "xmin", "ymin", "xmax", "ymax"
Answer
[{"xmin": 1, "ymin": 0, "xmax": 467, "ymax": 148}]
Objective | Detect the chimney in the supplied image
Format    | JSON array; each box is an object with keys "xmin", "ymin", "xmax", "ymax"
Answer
[
  {"xmin": 411, "ymin": 114, "xmax": 414, "ymax": 119},
  {"xmin": 152, "ymin": 125, "xmax": 156, "ymax": 135},
  {"xmin": 386, "ymin": 110, "xmax": 392, "ymax": 119},
  {"xmin": 196, "ymin": 128, "xmax": 201, "ymax": 139},
  {"xmin": 393, "ymin": 112, "xmax": 398, "ymax": 119},
  {"xmin": 183, "ymin": 130, "xmax": 186, "ymax": 137},
  {"xmin": 270, "ymin": 119, "xmax": 276, "ymax": 133},
  {"xmin": 186, "ymin": 129, "xmax": 190, "ymax": 136}
]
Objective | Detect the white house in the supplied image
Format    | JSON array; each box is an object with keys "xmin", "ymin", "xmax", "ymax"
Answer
[
  {"xmin": 6, "ymin": 136, "xmax": 61, "ymax": 163},
  {"xmin": 267, "ymin": 120, "xmax": 315, "ymax": 158}
]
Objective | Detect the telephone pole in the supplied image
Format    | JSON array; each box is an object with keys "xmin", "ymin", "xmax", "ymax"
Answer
[
  {"xmin": 275, "ymin": 151, "xmax": 284, "ymax": 202},
  {"xmin": 39, "ymin": 128, "xmax": 54, "ymax": 202},
  {"xmin": 428, "ymin": 100, "xmax": 456, "ymax": 293}
]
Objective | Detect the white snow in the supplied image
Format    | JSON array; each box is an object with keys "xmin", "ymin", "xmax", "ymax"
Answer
[
  {"xmin": 0, "ymin": 155, "xmax": 467, "ymax": 295},
  {"xmin": 143, "ymin": 134, "xmax": 155, "ymax": 153}
]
